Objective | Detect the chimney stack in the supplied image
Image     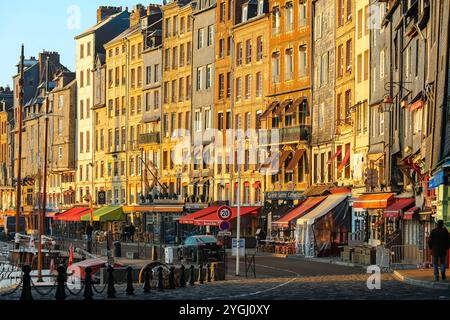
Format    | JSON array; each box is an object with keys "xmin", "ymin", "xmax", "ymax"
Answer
[
  {"xmin": 97, "ymin": 6, "xmax": 122, "ymax": 23},
  {"xmin": 130, "ymin": 4, "xmax": 147, "ymax": 27}
]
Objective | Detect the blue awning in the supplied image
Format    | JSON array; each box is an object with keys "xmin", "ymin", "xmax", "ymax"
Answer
[{"xmin": 429, "ymin": 170, "xmax": 445, "ymax": 190}]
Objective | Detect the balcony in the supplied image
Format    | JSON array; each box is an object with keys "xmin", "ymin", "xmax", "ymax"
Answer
[
  {"xmin": 139, "ymin": 132, "xmax": 161, "ymax": 145},
  {"xmin": 336, "ymin": 118, "xmax": 352, "ymax": 127},
  {"xmin": 262, "ymin": 125, "xmax": 311, "ymax": 145}
]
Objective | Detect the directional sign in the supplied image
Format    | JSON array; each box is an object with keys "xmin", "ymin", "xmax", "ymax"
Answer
[
  {"xmin": 220, "ymin": 220, "xmax": 231, "ymax": 232},
  {"xmin": 218, "ymin": 231, "xmax": 232, "ymax": 237},
  {"xmin": 217, "ymin": 206, "xmax": 233, "ymax": 221}
]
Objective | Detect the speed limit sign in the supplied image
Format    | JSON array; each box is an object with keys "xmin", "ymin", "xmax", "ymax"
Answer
[{"xmin": 217, "ymin": 206, "xmax": 233, "ymax": 221}]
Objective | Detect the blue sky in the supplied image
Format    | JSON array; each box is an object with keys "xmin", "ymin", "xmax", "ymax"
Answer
[{"xmin": 0, "ymin": 1, "xmax": 162, "ymax": 87}]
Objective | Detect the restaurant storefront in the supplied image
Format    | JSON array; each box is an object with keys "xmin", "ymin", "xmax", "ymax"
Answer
[
  {"xmin": 353, "ymin": 193, "xmax": 395, "ymax": 247},
  {"xmin": 123, "ymin": 203, "xmax": 185, "ymax": 244},
  {"xmin": 296, "ymin": 194, "xmax": 351, "ymax": 257}
]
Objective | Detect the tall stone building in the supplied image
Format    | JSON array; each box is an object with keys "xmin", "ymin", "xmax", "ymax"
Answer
[
  {"xmin": 161, "ymin": 0, "xmax": 194, "ymax": 196},
  {"xmin": 75, "ymin": 6, "xmax": 130, "ymax": 205},
  {"xmin": 15, "ymin": 51, "xmax": 69, "ymax": 231},
  {"xmin": 190, "ymin": 0, "xmax": 217, "ymax": 209},
  {"xmin": 214, "ymin": 0, "xmax": 237, "ymax": 203},
  {"xmin": 311, "ymin": 0, "xmax": 335, "ymax": 186},
  {"xmin": 103, "ymin": 4, "xmax": 155, "ymax": 206},
  {"xmin": 333, "ymin": 0, "xmax": 355, "ymax": 187},
  {"xmin": 47, "ymin": 71, "xmax": 77, "ymax": 210},
  {"xmin": 263, "ymin": 0, "xmax": 312, "ymax": 196},
  {"xmin": 141, "ymin": 12, "xmax": 163, "ymax": 199},
  {"xmin": 0, "ymin": 86, "xmax": 14, "ymax": 212},
  {"xmin": 231, "ymin": 0, "xmax": 269, "ymax": 207}
]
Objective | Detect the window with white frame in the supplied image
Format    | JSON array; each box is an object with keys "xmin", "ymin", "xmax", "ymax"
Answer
[
  {"xmin": 299, "ymin": 0, "xmax": 307, "ymax": 27},
  {"xmin": 206, "ymin": 64, "xmax": 212, "ymax": 89},
  {"xmin": 198, "ymin": 28, "xmax": 204, "ymax": 49},
  {"xmin": 285, "ymin": 48, "xmax": 294, "ymax": 80},
  {"xmin": 196, "ymin": 67, "xmax": 203, "ymax": 91},
  {"xmin": 299, "ymin": 45, "xmax": 308, "ymax": 77},
  {"xmin": 205, "ymin": 109, "xmax": 211, "ymax": 130},
  {"xmin": 256, "ymin": 72, "xmax": 262, "ymax": 97},
  {"xmin": 195, "ymin": 110, "xmax": 202, "ymax": 132},
  {"xmin": 285, "ymin": 2, "xmax": 294, "ymax": 31}
]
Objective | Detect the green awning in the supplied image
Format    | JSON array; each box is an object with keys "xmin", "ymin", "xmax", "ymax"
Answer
[{"xmin": 81, "ymin": 206, "xmax": 125, "ymax": 222}]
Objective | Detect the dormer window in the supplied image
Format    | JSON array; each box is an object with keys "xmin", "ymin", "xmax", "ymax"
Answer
[
  {"xmin": 242, "ymin": 5, "xmax": 248, "ymax": 22},
  {"xmin": 258, "ymin": 0, "xmax": 264, "ymax": 15}
]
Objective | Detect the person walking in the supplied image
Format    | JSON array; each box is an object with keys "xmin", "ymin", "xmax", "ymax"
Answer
[
  {"xmin": 129, "ymin": 223, "xmax": 136, "ymax": 243},
  {"xmin": 428, "ymin": 220, "xmax": 450, "ymax": 281}
]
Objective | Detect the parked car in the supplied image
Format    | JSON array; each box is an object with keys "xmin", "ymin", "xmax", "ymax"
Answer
[{"xmin": 177, "ymin": 235, "xmax": 222, "ymax": 263}]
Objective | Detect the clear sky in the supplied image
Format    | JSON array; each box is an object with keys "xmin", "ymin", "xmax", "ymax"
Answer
[{"xmin": 0, "ymin": 1, "xmax": 162, "ymax": 88}]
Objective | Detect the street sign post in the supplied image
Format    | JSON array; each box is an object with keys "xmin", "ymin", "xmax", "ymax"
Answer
[
  {"xmin": 232, "ymin": 238, "xmax": 245, "ymax": 257},
  {"xmin": 220, "ymin": 220, "xmax": 231, "ymax": 232}
]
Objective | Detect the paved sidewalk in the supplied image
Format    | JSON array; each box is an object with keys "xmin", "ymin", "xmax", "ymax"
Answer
[{"xmin": 393, "ymin": 268, "xmax": 450, "ymax": 290}]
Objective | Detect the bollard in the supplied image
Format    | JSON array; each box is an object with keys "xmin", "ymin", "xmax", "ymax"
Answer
[
  {"xmin": 179, "ymin": 265, "xmax": 186, "ymax": 287},
  {"xmin": 207, "ymin": 264, "xmax": 212, "ymax": 283},
  {"xmin": 83, "ymin": 267, "xmax": 94, "ymax": 300},
  {"xmin": 126, "ymin": 267, "xmax": 134, "ymax": 296},
  {"xmin": 189, "ymin": 265, "xmax": 195, "ymax": 286},
  {"xmin": 169, "ymin": 266, "xmax": 176, "ymax": 289},
  {"xmin": 213, "ymin": 263, "xmax": 219, "ymax": 282},
  {"xmin": 143, "ymin": 266, "xmax": 152, "ymax": 293},
  {"xmin": 20, "ymin": 265, "xmax": 33, "ymax": 301},
  {"xmin": 199, "ymin": 264, "xmax": 204, "ymax": 284},
  {"xmin": 157, "ymin": 267, "xmax": 164, "ymax": 291},
  {"xmin": 107, "ymin": 266, "xmax": 116, "ymax": 298},
  {"xmin": 55, "ymin": 265, "xmax": 67, "ymax": 301}
]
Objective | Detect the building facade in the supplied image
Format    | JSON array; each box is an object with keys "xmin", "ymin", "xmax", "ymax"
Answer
[{"xmin": 75, "ymin": 6, "xmax": 130, "ymax": 205}]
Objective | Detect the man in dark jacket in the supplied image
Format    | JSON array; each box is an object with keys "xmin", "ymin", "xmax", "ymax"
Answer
[{"xmin": 429, "ymin": 220, "xmax": 450, "ymax": 281}]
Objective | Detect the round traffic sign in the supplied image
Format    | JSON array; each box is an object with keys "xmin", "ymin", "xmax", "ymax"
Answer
[
  {"xmin": 217, "ymin": 206, "xmax": 233, "ymax": 221},
  {"xmin": 220, "ymin": 220, "xmax": 231, "ymax": 232}
]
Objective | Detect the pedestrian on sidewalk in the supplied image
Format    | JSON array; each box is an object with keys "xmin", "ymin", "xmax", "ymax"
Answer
[
  {"xmin": 129, "ymin": 223, "xmax": 136, "ymax": 243},
  {"xmin": 428, "ymin": 220, "xmax": 450, "ymax": 281}
]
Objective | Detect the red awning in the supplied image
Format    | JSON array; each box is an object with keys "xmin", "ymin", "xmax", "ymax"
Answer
[
  {"xmin": 286, "ymin": 149, "xmax": 306, "ymax": 172},
  {"xmin": 54, "ymin": 207, "xmax": 90, "ymax": 222},
  {"xmin": 410, "ymin": 100, "xmax": 424, "ymax": 111},
  {"xmin": 338, "ymin": 148, "xmax": 351, "ymax": 171},
  {"xmin": 404, "ymin": 207, "xmax": 420, "ymax": 220},
  {"xmin": 327, "ymin": 148, "xmax": 343, "ymax": 165},
  {"xmin": 353, "ymin": 193, "xmax": 395, "ymax": 209},
  {"xmin": 330, "ymin": 187, "xmax": 352, "ymax": 194},
  {"xmin": 193, "ymin": 207, "xmax": 261, "ymax": 227},
  {"xmin": 272, "ymin": 196, "xmax": 327, "ymax": 228},
  {"xmin": 384, "ymin": 198, "xmax": 415, "ymax": 218},
  {"xmin": 178, "ymin": 206, "xmax": 220, "ymax": 225}
]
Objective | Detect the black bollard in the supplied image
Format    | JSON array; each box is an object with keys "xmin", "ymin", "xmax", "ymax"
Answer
[
  {"xmin": 126, "ymin": 267, "xmax": 134, "ymax": 295},
  {"xmin": 83, "ymin": 267, "xmax": 94, "ymax": 300},
  {"xmin": 199, "ymin": 264, "xmax": 204, "ymax": 284},
  {"xmin": 207, "ymin": 264, "xmax": 212, "ymax": 283},
  {"xmin": 179, "ymin": 265, "xmax": 186, "ymax": 287},
  {"xmin": 107, "ymin": 266, "xmax": 116, "ymax": 298},
  {"xmin": 55, "ymin": 265, "xmax": 67, "ymax": 301},
  {"xmin": 143, "ymin": 266, "xmax": 152, "ymax": 293},
  {"xmin": 169, "ymin": 266, "xmax": 176, "ymax": 289},
  {"xmin": 157, "ymin": 267, "xmax": 164, "ymax": 291},
  {"xmin": 213, "ymin": 263, "xmax": 219, "ymax": 282},
  {"xmin": 20, "ymin": 265, "xmax": 33, "ymax": 301},
  {"xmin": 189, "ymin": 265, "xmax": 195, "ymax": 286}
]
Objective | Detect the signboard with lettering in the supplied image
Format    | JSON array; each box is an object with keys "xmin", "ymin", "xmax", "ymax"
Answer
[
  {"xmin": 265, "ymin": 191, "xmax": 305, "ymax": 201},
  {"xmin": 232, "ymin": 238, "xmax": 245, "ymax": 257}
]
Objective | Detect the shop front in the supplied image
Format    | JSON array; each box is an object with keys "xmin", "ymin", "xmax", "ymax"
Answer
[
  {"xmin": 123, "ymin": 203, "xmax": 185, "ymax": 244},
  {"xmin": 353, "ymin": 193, "xmax": 395, "ymax": 247},
  {"xmin": 53, "ymin": 207, "xmax": 90, "ymax": 239},
  {"xmin": 179, "ymin": 206, "xmax": 262, "ymax": 238},
  {"xmin": 296, "ymin": 194, "xmax": 351, "ymax": 257},
  {"xmin": 81, "ymin": 206, "xmax": 125, "ymax": 240}
]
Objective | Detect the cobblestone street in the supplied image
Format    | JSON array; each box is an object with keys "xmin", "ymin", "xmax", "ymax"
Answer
[{"xmin": 2, "ymin": 256, "xmax": 449, "ymax": 300}]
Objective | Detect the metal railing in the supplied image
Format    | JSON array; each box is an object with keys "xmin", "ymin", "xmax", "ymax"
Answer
[
  {"xmin": 389, "ymin": 245, "xmax": 424, "ymax": 268},
  {"xmin": 348, "ymin": 229, "xmax": 365, "ymax": 247}
]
